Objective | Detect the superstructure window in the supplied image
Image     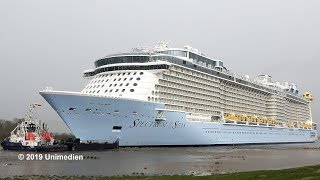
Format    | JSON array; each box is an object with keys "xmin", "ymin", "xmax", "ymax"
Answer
[
  {"xmin": 136, "ymin": 77, "xmax": 141, "ymax": 81},
  {"xmin": 162, "ymin": 50, "xmax": 187, "ymax": 57},
  {"xmin": 84, "ymin": 64, "xmax": 169, "ymax": 77},
  {"xmin": 69, "ymin": 108, "xmax": 76, "ymax": 111},
  {"xmin": 133, "ymin": 83, "xmax": 137, "ymax": 86},
  {"xmin": 130, "ymin": 89, "xmax": 134, "ymax": 92}
]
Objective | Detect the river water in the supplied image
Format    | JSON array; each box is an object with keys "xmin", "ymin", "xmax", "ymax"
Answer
[{"xmin": 1, "ymin": 142, "xmax": 320, "ymax": 177}]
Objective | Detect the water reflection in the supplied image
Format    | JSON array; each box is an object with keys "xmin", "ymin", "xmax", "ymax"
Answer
[{"xmin": 0, "ymin": 142, "xmax": 319, "ymax": 177}]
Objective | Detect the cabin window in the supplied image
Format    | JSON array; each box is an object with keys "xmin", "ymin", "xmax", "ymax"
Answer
[
  {"xmin": 69, "ymin": 108, "xmax": 76, "ymax": 111},
  {"xmin": 113, "ymin": 126, "xmax": 122, "ymax": 130}
]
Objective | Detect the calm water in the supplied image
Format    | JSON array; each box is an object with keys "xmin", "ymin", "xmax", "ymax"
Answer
[{"xmin": 1, "ymin": 142, "xmax": 320, "ymax": 177}]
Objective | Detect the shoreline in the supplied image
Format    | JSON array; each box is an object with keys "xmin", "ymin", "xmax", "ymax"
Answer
[{"xmin": 3, "ymin": 164, "xmax": 320, "ymax": 179}]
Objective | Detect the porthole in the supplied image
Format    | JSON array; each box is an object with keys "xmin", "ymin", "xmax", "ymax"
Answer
[
  {"xmin": 92, "ymin": 91, "xmax": 95, "ymax": 93},
  {"xmin": 133, "ymin": 72, "xmax": 137, "ymax": 75},
  {"xmin": 117, "ymin": 73, "xmax": 120, "ymax": 76},
  {"xmin": 101, "ymin": 85, "xmax": 104, "ymax": 87},
  {"xmin": 93, "ymin": 85, "xmax": 96, "ymax": 88},
  {"xmin": 140, "ymin": 72, "xmax": 144, "ymax": 75},
  {"xmin": 128, "ymin": 72, "xmax": 131, "ymax": 75},
  {"xmin": 110, "ymin": 89, "xmax": 113, "ymax": 92},
  {"xmin": 113, "ymin": 79, "xmax": 116, "ymax": 81},
  {"xmin": 97, "ymin": 85, "xmax": 100, "ymax": 88},
  {"xmin": 97, "ymin": 90, "xmax": 100, "ymax": 93},
  {"xmin": 105, "ymin": 90, "xmax": 108, "ymax": 93},
  {"xmin": 124, "ymin": 78, "xmax": 127, "ymax": 81},
  {"xmin": 133, "ymin": 83, "xmax": 137, "ymax": 86},
  {"xmin": 122, "ymin": 73, "xmax": 125, "ymax": 76},
  {"xmin": 114, "ymin": 84, "xmax": 117, "ymax": 87},
  {"xmin": 129, "ymin": 78, "xmax": 133, "ymax": 81},
  {"xmin": 106, "ymin": 79, "xmax": 109, "ymax": 82},
  {"xmin": 118, "ymin": 78, "xmax": 121, "ymax": 81},
  {"xmin": 126, "ymin": 83, "xmax": 129, "ymax": 86},
  {"xmin": 101, "ymin": 80, "xmax": 104, "ymax": 83},
  {"xmin": 109, "ymin": 84, "xmax": 112, "ymax": 87},
  {"xmin": 130, "ymin": 89, "xmax": 134, "ymax": 92},
  {"xmin": 122, "ymin": 89, "xmax": 125, "ymax": 92},
  {"xmin": 110, "ymin": 74, "xmax": 113, "ymax": 77},
  {"xmin": 115, "ymin": 89, "xmax": 119, "ymax": 92},
  {"xmin": 136, "ymin": 77, "xmax": 141, "ymax": 81},
  {"xmin": 120, "ymin": 83, "xmax": 123, "ymax": 86}
]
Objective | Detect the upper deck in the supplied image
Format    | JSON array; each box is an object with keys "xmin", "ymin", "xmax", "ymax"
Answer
[{"xmin": 83, "ymin": 43, "xmax": 307, "ymax": 103}]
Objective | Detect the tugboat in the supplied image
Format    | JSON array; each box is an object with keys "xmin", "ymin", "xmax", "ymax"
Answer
[
  {"xmin": 66, "ymin": 138, "xmax": 119, "ymax": 151},
  {"xmin": 1, "ymin": 103, "xmax": 67, "ymax": 151}
]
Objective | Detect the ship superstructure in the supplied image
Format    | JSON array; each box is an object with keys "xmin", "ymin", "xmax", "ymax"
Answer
[{"xmin": 40, "ymin": 42, "xmax": 317, "ymax": 146}]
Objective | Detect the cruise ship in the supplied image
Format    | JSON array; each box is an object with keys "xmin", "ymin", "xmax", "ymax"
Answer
[{"xmin": 40, "ymin": 42, "xmax": 317, "ymax": 146}]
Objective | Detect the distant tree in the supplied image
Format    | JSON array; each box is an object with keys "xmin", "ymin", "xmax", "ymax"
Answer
[
  {"xmin": 0, "ymin": 118, "xmax": 25, "ymax": 141},
  {"xmin": 53, "ymin": 133, "xmax": 76, "ymax": 142}
]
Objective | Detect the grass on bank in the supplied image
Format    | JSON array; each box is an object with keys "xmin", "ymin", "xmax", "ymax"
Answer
[{"xmin": 3, "ymin": 164, "xmax": 320, "ymax": 180}]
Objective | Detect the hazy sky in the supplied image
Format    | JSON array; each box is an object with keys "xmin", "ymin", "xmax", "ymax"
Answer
[{"xmin": 0, "ymin": 0, "xmax": 319, "ymax": 133}]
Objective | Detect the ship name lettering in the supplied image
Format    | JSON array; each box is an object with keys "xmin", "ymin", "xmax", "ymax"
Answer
[{"xmin": 129, "ymin": 120, "xmax": 185, "ymax": 129}]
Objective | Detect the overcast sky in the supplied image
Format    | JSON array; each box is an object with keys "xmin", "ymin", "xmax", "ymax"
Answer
[{"xmin": 0, "ymin": 0, "xmax": 319, "ymax": 133}]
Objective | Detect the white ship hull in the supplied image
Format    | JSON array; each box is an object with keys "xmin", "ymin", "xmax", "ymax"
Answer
[{"xmin": 40, "ymin": 91, "xmax": 317, "ymax": 147}]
